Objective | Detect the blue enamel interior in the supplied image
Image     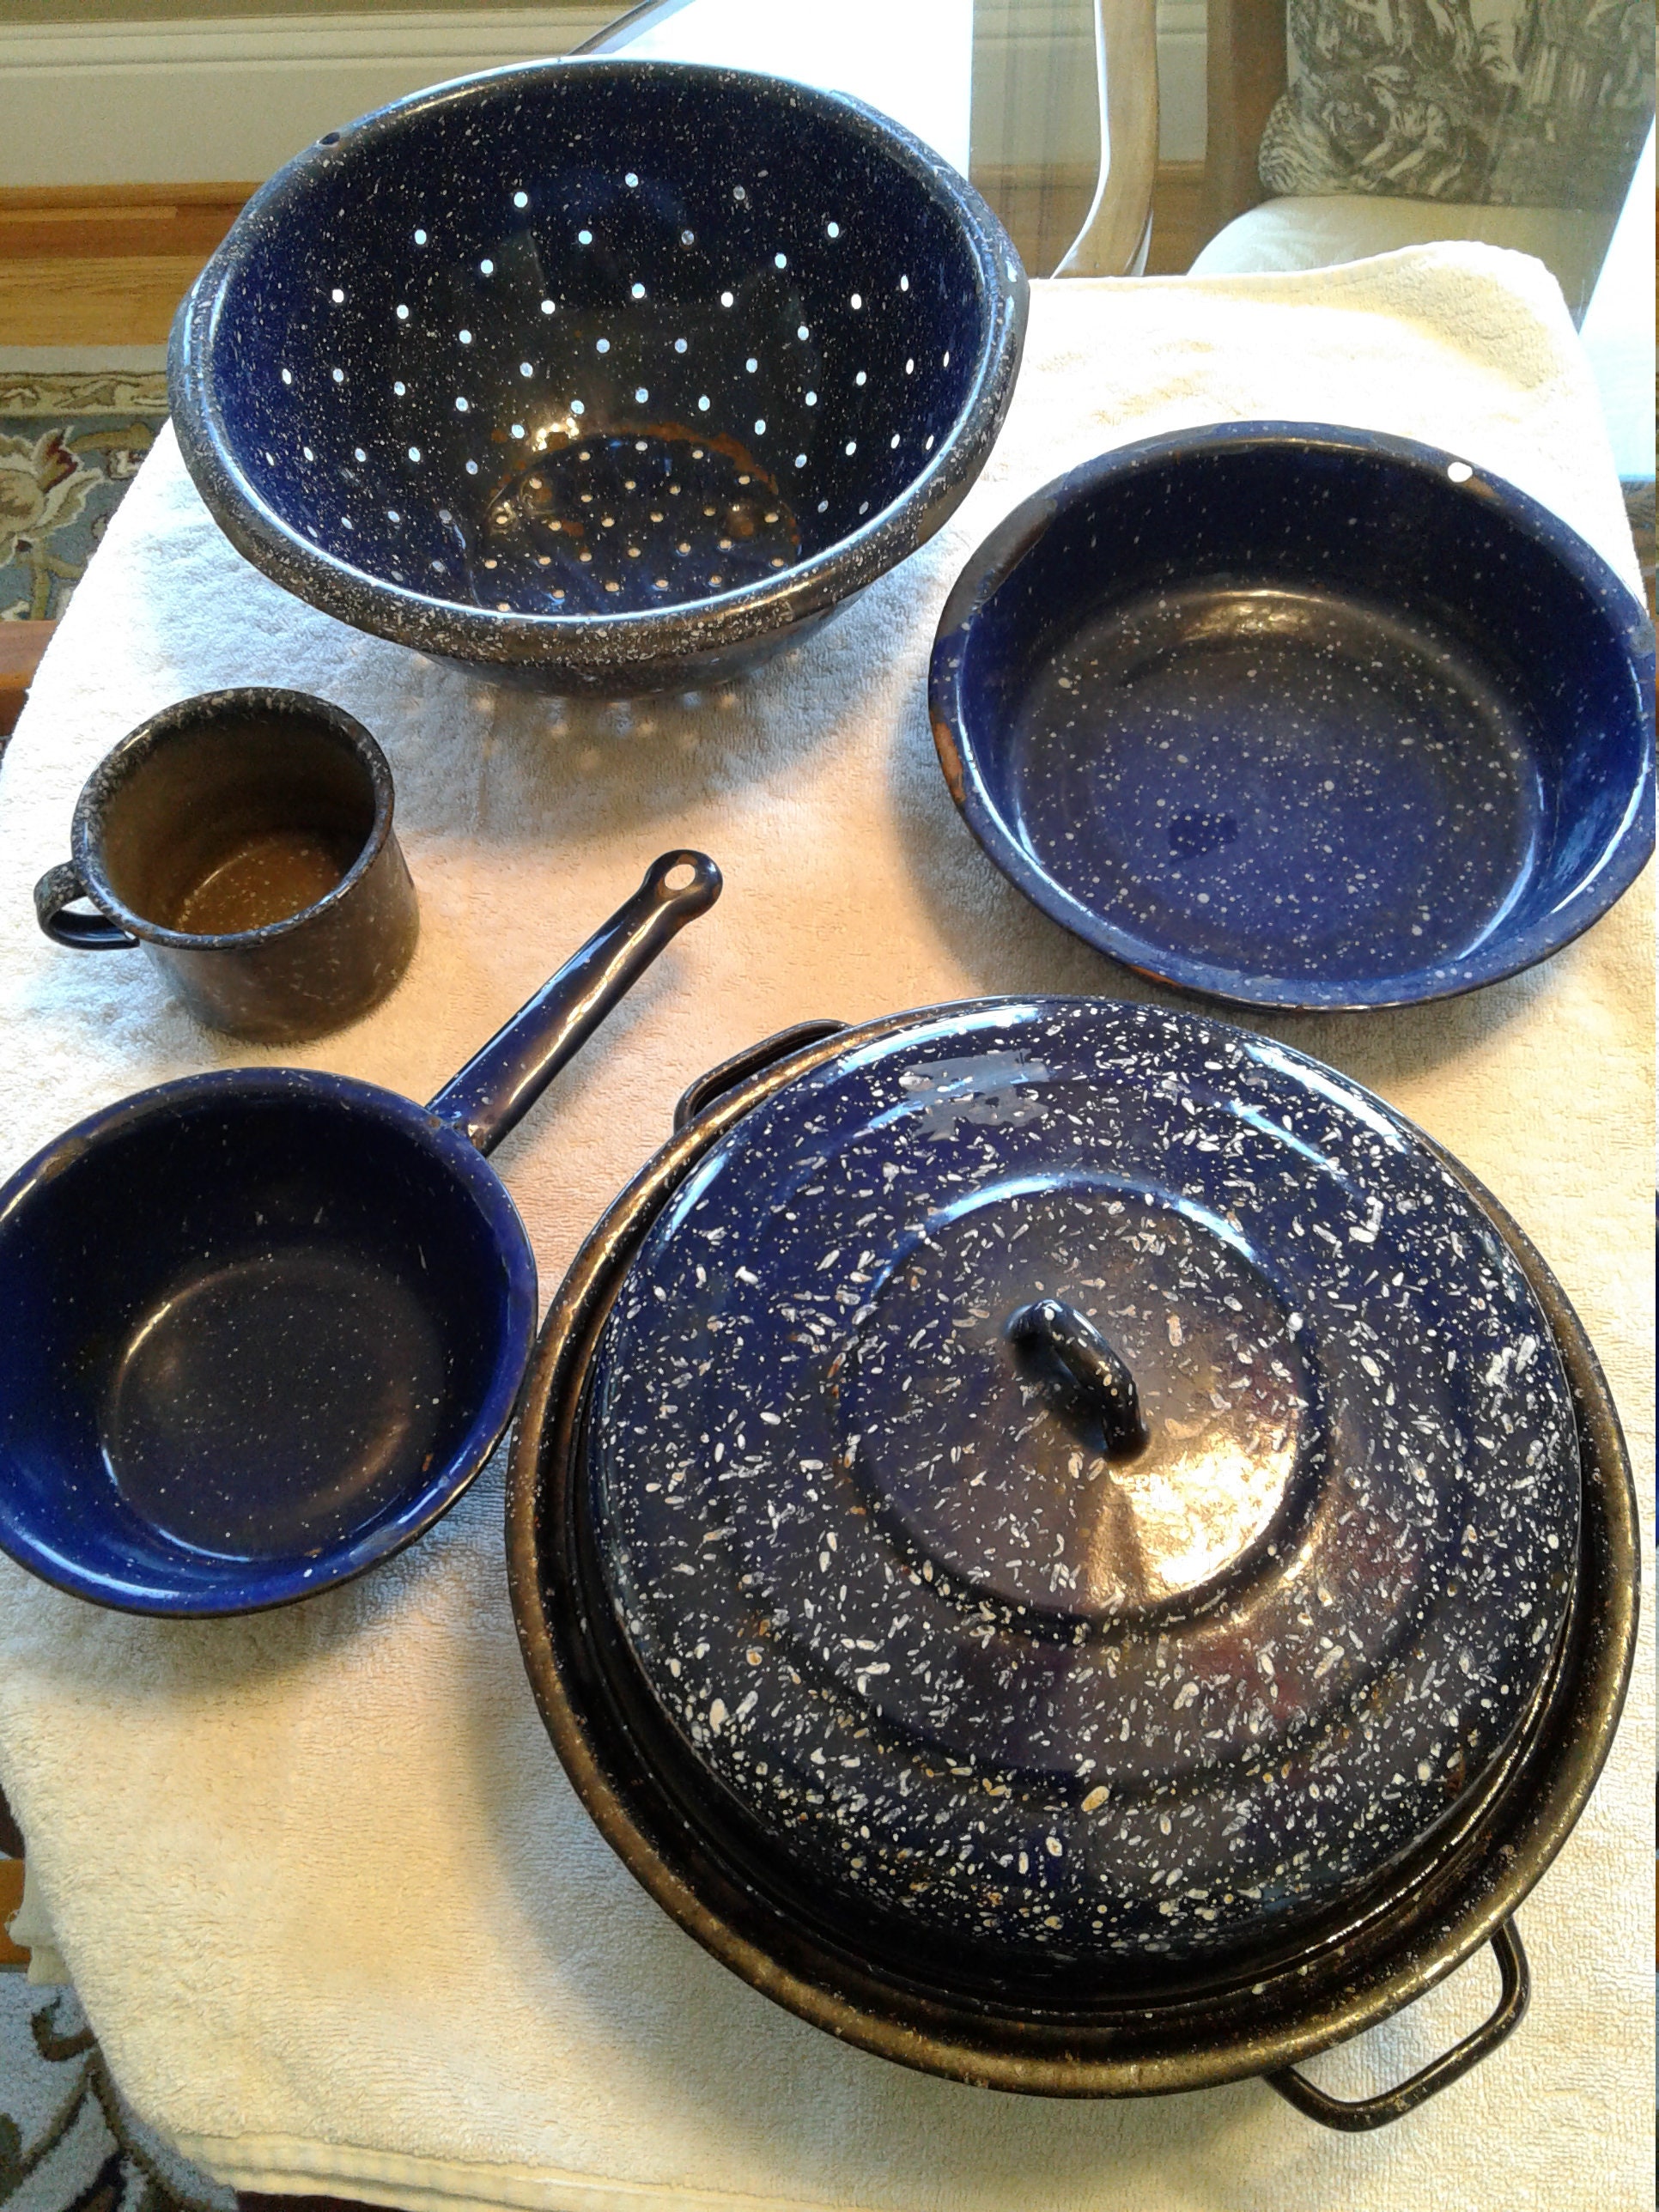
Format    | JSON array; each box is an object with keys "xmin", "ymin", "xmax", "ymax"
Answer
[
  {"xmin": 0, "ymin": 1077, "xmax": 532, "ymax": 1613},
  {"xmin": 210, "ymin": 65, "xmax": 988, "ymax": 617},
  {"xmin": 942, "ymin": 433, "xmax": 1654, "ymax": 1004}
]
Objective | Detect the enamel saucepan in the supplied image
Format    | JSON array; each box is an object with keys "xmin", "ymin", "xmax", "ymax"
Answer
[{"xmin": 0, "ymin": 849, "xmax": 720, "ymax": 1616}]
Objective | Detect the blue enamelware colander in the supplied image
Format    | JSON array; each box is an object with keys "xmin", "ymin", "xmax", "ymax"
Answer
[{"xmin": 170, "ymin": 60, "xmax": 1026, "ymax": 696}]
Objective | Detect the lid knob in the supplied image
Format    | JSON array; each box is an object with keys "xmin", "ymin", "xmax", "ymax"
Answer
[{"xmin": 1007, "ymin": 1297, "xmax": 1148, "ymax": 1459}]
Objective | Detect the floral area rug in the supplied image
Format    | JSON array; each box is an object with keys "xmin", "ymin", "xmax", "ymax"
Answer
[
  {"xmin": 0, "ymin": 1971, "xmax": 232, "ymax": 2212},
  {"xmin": 1, "ymin": 373, "xmax": 169, "ymax": 623}
]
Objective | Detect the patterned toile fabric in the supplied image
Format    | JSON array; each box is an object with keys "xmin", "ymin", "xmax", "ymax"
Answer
[
  {"xmin": 0, "ymin": 374, "xmax": 169, "ymax": 623},
  {"xmin": 1260, "ymin": 0, "xmax": 1656, "ymax": 209}
]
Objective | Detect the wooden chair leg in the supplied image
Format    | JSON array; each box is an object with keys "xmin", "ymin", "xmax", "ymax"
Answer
[
  {"xmin": 1054, "ymin": 0, "xmax": 1160, "ymax": 278},
  {"xmin": 1198, "ymin": 0, "xmax": 1287, "ymax": 252},
  {"xmin": 0, "ymin": 618, "xmax": 57, "ymax": 741},
  {"xmin": 0, "ymin": 1770, "xmax": 26, "ymax": 1970}
]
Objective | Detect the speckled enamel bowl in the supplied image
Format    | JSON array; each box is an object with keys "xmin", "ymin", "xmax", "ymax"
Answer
[
  {"xmin": 169, "ymin": 59, "xmax": 1026, "ymax": 696},
  {"xmin": 930, "ymin": 424, "xmax": 1656, "ymax": 1010},
  {"xmin": 507, "ymin": 1001, "xmax": 1636, "ymax": 2126}
]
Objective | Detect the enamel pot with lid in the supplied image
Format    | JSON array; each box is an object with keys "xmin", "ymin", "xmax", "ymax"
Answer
[{"xmin": 507, "ymin": 999, "xmax": 1636, "ymax": 2130}]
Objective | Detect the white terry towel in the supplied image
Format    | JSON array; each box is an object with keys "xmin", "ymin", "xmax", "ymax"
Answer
[{"xmin": 0, "ymin": 248, "xmax": 1651, "ymax": 2212}]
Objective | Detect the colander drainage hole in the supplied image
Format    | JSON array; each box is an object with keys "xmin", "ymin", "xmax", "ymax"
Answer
[{"xmin": 462, "ymin": 424, "xmax": 803, "ymax": 616}]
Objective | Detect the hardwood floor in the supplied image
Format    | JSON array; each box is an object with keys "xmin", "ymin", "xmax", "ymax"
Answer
[
  {"xmin": 0, "ymin": 167, "xmax": 1208, "ymax": 350},
  {"xmin": 1, "ymin": 256, "xmax": 209, "ymax": 346},
  {"xmin": 0, "ymin": 1856, "xmax": 25, "ymax": 1971},
  {"xmin": 0, "ymin": 184, "xmax": 252, "ymax": 261},
  {"xmin": 0, "ymin": 623, "xmax": 56, "ymax": 736},
  {"xmin": 0, "ymin": 183, "xmax": 253, "ymax": 346}
]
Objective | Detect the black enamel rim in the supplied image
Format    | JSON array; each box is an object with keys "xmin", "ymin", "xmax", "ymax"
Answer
[
  {"xmin": 505, "ymin": 1000, "xmax": 1638, "ymax": 2097},
  {"xmin": 169, "ymin": 58, "xmax": 1028, "ymax": 677}
]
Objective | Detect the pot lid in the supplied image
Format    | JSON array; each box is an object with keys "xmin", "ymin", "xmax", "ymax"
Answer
[{"xmin": 582, "ymin": 1000, "xmax": 1579, "ymax": 1973}]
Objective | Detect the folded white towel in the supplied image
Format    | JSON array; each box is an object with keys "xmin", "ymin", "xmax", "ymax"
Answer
[{"xmin": 0, "ymin": 248, "xmax": 1650, "ymax": 2212}]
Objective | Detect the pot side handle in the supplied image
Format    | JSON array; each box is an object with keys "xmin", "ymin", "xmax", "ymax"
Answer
[
  {"xmin": 430, "ymin": 850, "xmax": 720, "ymax": 1157},
  {"xmin": 1267, "ymin": 1919, "xmax": 1529, "ymax": 2132},
  {"xmin": 673, "ymin": 1018, "xmax": 848, "ymax": 1131}
]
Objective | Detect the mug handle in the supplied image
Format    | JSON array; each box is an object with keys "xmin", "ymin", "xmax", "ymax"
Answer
[
  {"xmin": 1267, "ymin": 1919, "xmax": 1529, "ymax": 2132},
  {"xmin": 33, "ymin": 861, "xmax": 136, "ymax": 950}
]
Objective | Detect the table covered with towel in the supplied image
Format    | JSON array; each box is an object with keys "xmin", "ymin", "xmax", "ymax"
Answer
[{"xmin": 0, "ymin": 247, "xmax": 1651, "ymax": 2212}]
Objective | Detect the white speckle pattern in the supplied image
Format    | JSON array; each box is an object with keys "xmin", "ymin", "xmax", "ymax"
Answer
[
  {"xmin": 193, "ymin": 76, "xmax": 1016, "ymax": 662},
  {"xmin": 586, "ymin": 1001, "xmax": 1579, "ymax": 1970}
]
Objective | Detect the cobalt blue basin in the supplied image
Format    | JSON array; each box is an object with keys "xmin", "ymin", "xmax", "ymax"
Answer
[
  {"xmin": 170, "ymin": 58, "xmax": 1026, "ymax": 696},
  {"xmin": 0, "ymin": 1070, "xmax": 535, "ymax": 1615},
  {"xmin": 930, "ymin": 422, "xmax": 1656, "ymax": 1010},
  {"xmin": 0, "ymin": 849, "xmax": 720, "ymax": 1615}
]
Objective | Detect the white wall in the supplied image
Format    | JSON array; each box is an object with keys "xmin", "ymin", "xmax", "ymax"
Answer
[
  {"xmin": 0, "ymin": 7, "xmax": 619, "ymax": 185},
  {"xmin": 1577, "ymin": 123, "xmax": 1656, "ymax": 479},
  {"xmin": 0, "ymin": 3, "xmax": 1206, "ymax": 188},
  {"xmin": 586, "ymin": 0, "xmax": 976, "ymax": 177}
]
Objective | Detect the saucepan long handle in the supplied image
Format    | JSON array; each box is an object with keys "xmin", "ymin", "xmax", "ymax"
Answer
[{"xmin": 428, "ymin": 851, "xmax": 721, "ymax": 1157}]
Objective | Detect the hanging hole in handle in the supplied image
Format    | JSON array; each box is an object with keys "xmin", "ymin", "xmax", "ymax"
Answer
[
  {"xmin": 1267, "ymin": 1920, "xmax": 1529, "ymax": 2131},
  {"xmin": 644, "ymin": 849, "xmax": 721, "ymax": 919}
]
